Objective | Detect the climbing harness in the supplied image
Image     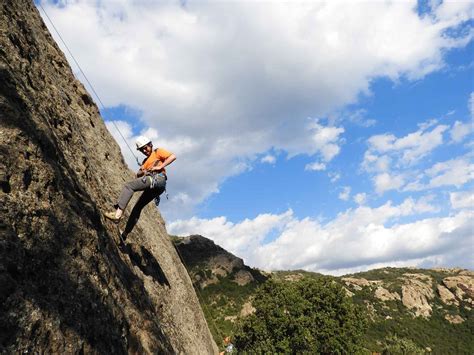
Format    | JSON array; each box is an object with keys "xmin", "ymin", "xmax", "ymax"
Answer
[
  {"xmin": 142, "ymin": 172, "xmax": 169, "ymax": 206},
  {"xmin": 147, "ymin": 172, "xmax": 166, "ymax": 189}
]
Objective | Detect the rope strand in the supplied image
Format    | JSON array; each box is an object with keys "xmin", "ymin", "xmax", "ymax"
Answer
[{"xmin": 38, "ymin": 2, "xmax": 141, "ymax": 166}]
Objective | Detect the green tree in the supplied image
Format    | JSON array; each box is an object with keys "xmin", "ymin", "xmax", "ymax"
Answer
[
  {"xmin": 382, "ymin": 335, "xmax": 425, "ymax": 355},
  {"xmin": 234, "ymin": 277, "xmax": 367, "ymax": 353}
]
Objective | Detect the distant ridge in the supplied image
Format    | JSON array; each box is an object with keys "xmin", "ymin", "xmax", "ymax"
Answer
[{"xmin": 174, "ymin": 234, "xmax": 474, "ymax": 354}]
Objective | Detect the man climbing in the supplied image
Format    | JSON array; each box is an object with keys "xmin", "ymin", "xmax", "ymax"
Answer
[
  {"xmin": 219, "ymin": 336, "xmax": 234, "ymax": 354},
  {"xmin": 104, "ymin": 136, "xmax": 176, "ymax": 237}
]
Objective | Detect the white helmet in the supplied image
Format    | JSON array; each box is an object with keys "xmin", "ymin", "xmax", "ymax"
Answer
[{"xmin": 135, "ymin": 136, "xmax": 151, "ymax": 150}]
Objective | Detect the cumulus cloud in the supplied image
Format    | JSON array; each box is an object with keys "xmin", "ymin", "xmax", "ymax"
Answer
[
  {"xmin": 363, "ymin": 117, "xmax": 473, "ymax": 195},
  {"xmin": 305, "ymin": 162, "xmax": 326, "ymax": 171},
  {"xmin": 450, "ymin": 120, "xmax": 472, "ymax": 143},
  {"xmin": 328, "ymin": 172, "xmax": 341, "ymax": 183},
  {"xmin": 450, "ymin": 191, "xmax": 474, "ymax": 209},
  {"xmin": 39, "ymin": 0, "xmax": 474, "ymax": 218},
  {"xmin": 470, "ymin": 92, "xmax": 474, "ymax": 118},
  {"xmin": 402, "ymin": 156, "xmax": 474, "ymax": 191},
  {"xmin": 169, "ymin": 197, "xmax": 472, "ymax": 274},
  {"xmin": 354, "ymin": 193, "xmax": 367, "ymax": 205},
  {"xmin": 374, "ymin": 172, "xmax": 405, "ymax": 194},
  {"xmin": 261, "ymin": 154, "xmax": 276, "ymax": 164},
  {"xmin": 338, "ymin": 186, "xmax": 351, "ymax": 201},
  {"xmin": 365, "ymin": 124, "xmax": 449, "ymax": 165},
  {"xmin": 425, "ymin": 157, "xmax": 474, "ymax": 188}
]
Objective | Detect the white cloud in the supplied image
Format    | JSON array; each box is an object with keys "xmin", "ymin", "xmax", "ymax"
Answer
[
  {"xmin": 169, "ymin": 210, "xmax": 294, "ymax": 254},
  {"xmin": 40, "ymin": 0, "xmax": 474, "ymax": 218},
  {"xmin": 328, "ymin": 172, "xmax": 341, "ymax": 183},
  {"xmin": 354, "ymin": 193, "xmax": 367, "ymax": 205},
  {"xmin": 366, "ymin": 124, "xmax": 448, "ymax": 165},
  {"xmin": 374, "ymin": 172, "xmax": 405, "ymax": 194},
  {"xmin": 450, "ymin": 191, "xmax": 474, "ymax": 209},
  {"xmin": 338, "ymin": 186, "xmax": 351, "ymax": 201},
  {"xmin": 169, "ymin": 198, "xmax": 472, "ymax": 274},
  {"xmin": 470, "ymin": 92, "xmax": 474, "ymax": 118},
  {"xmin": 417, "ymin": 118, "xmax": 438, "ymax": 131},
  {"xmin": 261, "ymin": 154, "xmax": 276, "ymax": 164},
  {"xmin": 363, "ymin": 117, "xmax": 473, "ymax": 195},
  {"xmin": 362, "ymin": 152, "xmax": 391, "ymax": 173},
  {"xmin": 426, "ymin": 157, "xmax": 474, "ymax": 188},
  {"xmin": 450, "ymin": 120, "xmax": 472, "ymax": 143},
  {"xmin": 403, "ymin": 156, "xmax": 474, "ymax": 191},
  {"xmin": 305, "ymin": 162, "xmax": 326, "ymax": 171},
  {"xmin": 329, "ymin": 108, "xmax": 376, "ymax": 127}
]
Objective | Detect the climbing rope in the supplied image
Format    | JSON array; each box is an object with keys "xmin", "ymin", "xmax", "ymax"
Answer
[{"xmin": 38, "ymin": 3, "xmax": 141, "ymax": 167}]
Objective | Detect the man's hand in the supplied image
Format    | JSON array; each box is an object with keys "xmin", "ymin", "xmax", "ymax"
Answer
[
  {"xmin": 136, "ymin": 168, "xmax": 147, "ymax": 177},
  {"xmin": 150, "ymin": 165, "xmax": 164, "ymax": 172}
]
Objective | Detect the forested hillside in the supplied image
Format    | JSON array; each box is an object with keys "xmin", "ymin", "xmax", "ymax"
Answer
[{"xmin": 174, "ymin": 235, "xmax": 474, "ymax": 354}]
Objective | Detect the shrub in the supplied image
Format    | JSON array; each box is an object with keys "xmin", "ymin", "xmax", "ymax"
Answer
[
  {"xmin": 382, "ymin": 334, "xmax": 425, "ymax": 354},
  {"xmin": 234, "ymin": 277, "xmax": 367, "ymax": 353}
]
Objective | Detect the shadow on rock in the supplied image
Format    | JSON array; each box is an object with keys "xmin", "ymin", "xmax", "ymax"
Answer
[
  {"xmin": 0, "ymin": 73, "xmax": 173, "ymax": 353},
  {"xmin": 122, "ymin": 242, "xmax": 170, "ymax": 288}
]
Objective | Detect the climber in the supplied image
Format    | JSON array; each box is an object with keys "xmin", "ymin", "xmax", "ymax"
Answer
[
  {"xmin": 219, "ymin": 336, "xmax": 234, "ymax": 354},
  {"xmin": 104, "ymin": 136, "xmax": 176, "ymax": 236}
]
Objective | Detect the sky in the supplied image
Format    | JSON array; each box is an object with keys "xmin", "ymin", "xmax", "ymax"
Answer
[{"xmin": 37, "ymin": 0, "xmax": 473, "ymax": 275}]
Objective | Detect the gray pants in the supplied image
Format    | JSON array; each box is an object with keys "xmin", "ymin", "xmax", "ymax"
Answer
[
  {"xmin": 116, "ymin": 175, "xmax": 166, "ymax": 210},
  {"xmin": 117, "ymin": 175, "xmax": 166, "ymax": 238}
]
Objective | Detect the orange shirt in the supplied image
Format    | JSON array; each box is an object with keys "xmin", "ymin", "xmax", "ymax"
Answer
[{"xmin": 141, "ymin": 148, "xmax": 173, "ymax": 175}]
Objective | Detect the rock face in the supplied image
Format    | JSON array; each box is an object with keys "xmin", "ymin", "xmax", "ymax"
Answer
[
  {"xmin": 240, "ymin": 301, "xmax": 256, "ymax": 317},
  {"xmin": 400, "ymin": 274, "xmax": 434, "ymax": 317},
  {"xmin": 437, "ymin": 285, "xmax": 458, "ymax": 306},
  {"xmin": 341, "ymin": 270, "xmax": 473, "ymax": 321},
  {"xmin": 342, "ymin": 277, "xmax": 381, "ymax": 290},
  {"xmin": 442, "ymin": 275, "xmax": 474, "ymax": 305},
  {"xmin": 374, "ymin": 286, "xmax": 401, "ymax": 302},
  {"xmin": 444, "ymin": 314, "xmax": 464, "ymax": 324},
  {"xmin": 0, "ymin": 1, "xmax": 217, "ymax": 353}
]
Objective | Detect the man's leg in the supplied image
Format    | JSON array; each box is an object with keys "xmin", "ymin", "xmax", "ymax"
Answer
[
  {"xmin": 105, "ymin": 176, "xmax": 152, "ymax": 222},
  {"xmin": 122, "ymin": 188, "xmax": 160, "ymax": 238},
  {"xmin": 116, "ymin": 176, "xmax": 152, "ymax": 210}
]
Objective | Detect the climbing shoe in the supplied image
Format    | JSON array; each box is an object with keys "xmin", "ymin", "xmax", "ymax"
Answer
[{"xmin": 104, "ymin": 211, "xmax": 121, "ymax": 223}]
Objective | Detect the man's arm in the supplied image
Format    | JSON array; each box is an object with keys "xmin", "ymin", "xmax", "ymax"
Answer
[{"xmin": 150, "ymin": 154, "xmax": 176, "ymax": 172}]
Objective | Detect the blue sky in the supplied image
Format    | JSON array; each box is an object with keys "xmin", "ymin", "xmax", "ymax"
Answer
[{"xmin": 38, "ymin": 0, "xmax": 473, "ymax": 274}]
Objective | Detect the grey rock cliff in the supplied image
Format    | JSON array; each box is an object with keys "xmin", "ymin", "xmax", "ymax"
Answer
[{"xmin": 0, "ymin": 0, "xmax": 217, "ymax": 353}]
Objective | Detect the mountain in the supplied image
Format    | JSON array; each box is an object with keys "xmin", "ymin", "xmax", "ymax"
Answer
[
  {"xmin": 0, "ymin": 1, "xmax": 217, "ymax": 353},
  {"xmin": 174, "ymin": 235, "xmax": 474, "ymax": 354}
]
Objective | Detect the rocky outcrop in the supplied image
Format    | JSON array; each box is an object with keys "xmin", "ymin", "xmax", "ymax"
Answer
[
  {"xmin": 342, "ymin": 277, "xmax": 381, "ymax": 291},
  {"xmin": 444, "ymin": 314, "xmax": 464, "ymax": 324},
  {"xmin": 374, "ymin": 286, "xmax": 401, "ymax": 302},
  {"xmin": 0, "ymin": 1, "xmax": 217, "ymax": 353},
  {"xmin": 400, "ymin": 274, "xmax": 434, "ymax": 317},
  {"xmin": 437, "ymin": 285, "xmax": 458, "ymax": 306},
  {"xmin": 342, "ymin": 277, "xmax": 371, "ymax": 289},
  {"xmin": 240, "ymin": 301, "xmax": 256, "ymax": 317},
  {"xmin": 343, "ymin": 287, "xmax": 355, "ymax": 297},
  {"xmin": 233, "ymin": 270, "xmax": 254, "ymax": 286},
  {"xmin": 174, "ymin": 235, "xmax": 266, "ymax": 288},
  {"xmin": 442, "ymin": 275, "xmax": 474, "ymax": 305}
]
